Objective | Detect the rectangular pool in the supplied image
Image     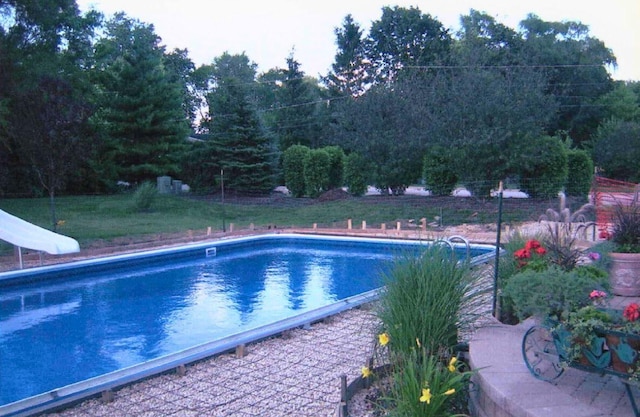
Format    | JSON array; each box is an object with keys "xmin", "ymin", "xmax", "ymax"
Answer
[{"xmin": 0, "ymin": 233, "xmax": 495, "ymax": 415}]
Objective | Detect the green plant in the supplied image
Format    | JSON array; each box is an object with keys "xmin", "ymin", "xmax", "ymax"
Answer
[
  {"xmin": 130, "ymin": 181, "xmax": 157, "ymax": 212},
  {"xmin": 518, "ymin": 135, "xmax": 568, "ymax": 199},
  {"xmin": 282, "ymin": 144, "xmax": 310, "ymax": 197},
  {"xmin": 513, "ymin": 239, "xmax": 550, "ymax": 271},
  {"xmin": 322, "ymin": 145, "xmax": 346, "ymax": 189},
  {"xmin": 422, "ymin": 145, "xmax": 458, "ymax": 197},
  {"xmin": 565, "ymin": 148, "xmax": 594, "ymax": 197},
  {"xmin": 377, "ymin": 245, "xmax": 487, "ymax": 356},
  {"xmin": 303, "ymin": 148, "xmax": 331, "ymax": 198},
  {"xmin": 502, "ymin": 265, "xmax": 609, "ymax": 321},
  {"xmin": 497, "ymin": 232, "xmax": 538, "ymax": 324},
  {"xmin": 610, "ymin": 197, "xmax": 640, "ymax": 253},
  {"xmin": 559, "ymin": 306, "xmax": 612, "ymax": 364},
  {"xmin": 344, "ymin": 152, "xmax": 368, "ymax": 197},
  {"xmin": 385, "ymin": 349, "xmax": 472, "ymax": 417},
  {"xmin": 560, "ymin": 303, "xmax": 640, "ymax": 365}
]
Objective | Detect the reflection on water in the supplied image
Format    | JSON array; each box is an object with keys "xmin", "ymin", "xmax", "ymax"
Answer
[{"xmin": 0, "ymin": 241, "xmax": 393, "ymax": 405}]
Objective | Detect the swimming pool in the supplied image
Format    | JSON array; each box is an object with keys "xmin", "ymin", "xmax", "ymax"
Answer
[{"xmin": 0, "ymin": 233, "xmax": 495, "ymax": 415}]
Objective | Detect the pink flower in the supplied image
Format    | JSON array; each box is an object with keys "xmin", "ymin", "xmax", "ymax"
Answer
[
  {"xmin": 588, "ymin": 252, "xmax": 600, "ymax": 261},
  {"xmin": 589, "ymin": 290, "xmax": 606, "ymax": 299}
]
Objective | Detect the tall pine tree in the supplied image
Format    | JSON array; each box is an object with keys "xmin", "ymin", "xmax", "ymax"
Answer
[
  {"xmin": 92, "ymin": 13, "xmax": 188, "ymax": 184},
  {"xmin": 206, "ymin": 52, "xmax": 275, "ymax": 194}
]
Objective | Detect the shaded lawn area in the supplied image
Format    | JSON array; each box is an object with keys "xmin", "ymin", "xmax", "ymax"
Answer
[{"xmin": 0, "ymin": 192, "xmax": 568, "ymax": 253}]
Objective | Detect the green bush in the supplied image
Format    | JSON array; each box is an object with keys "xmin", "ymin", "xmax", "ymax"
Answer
[
  {"xmin": 344, "ymin": 152, "xmax": 368, "ymax": 196},
  {"xmin": 591, "ymin": 119, "xmax": 640, "ymax": 182},
  {"xmin": 565, "ymin": 148, "xmax": 594, "ymax": 197},
  {"xmin": 303, "ymin": 148, "xmax": 331, "ymax": 198},
  {"xmin": 130, "ymin": 181, "xmax": 157, "ymax": 212},
  {"xmin": 502, "ymin": 265, "xmax": 609, "ymax": 321},
  {"xmin": 423, "ymin": 146, "xmax": 458, "ymax": 196},
  {"xmin": 517, "ymin": 135, "xmax": 568, "ymax": 198},
  {"xmin": 378, "ymin": 246, "xmax": 486, "ymax": 356},
  {"xmin": 323, "ymin": 145, "xmax": 345, "ymax": 189},
  {"xmin": 282, "ymin": 145, "xmax": 310, "ymax": 197}
]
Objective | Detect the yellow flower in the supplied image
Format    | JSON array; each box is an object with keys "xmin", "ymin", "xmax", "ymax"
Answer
[
  {"xmin": 361, "ymin": 366, "xmax": 372, "ymax": 378},
  {"xmin": 378, "ymin": 333, "xmax": 390, "ymax": 346},
  {"xmin": 416, "ymin": 338, "xmax": 421, "ymax": 348},
  {"xmin": 448, "ymin": 357, "xmax": 458, "ymax": 372},
  {"xmin": 444, "ymin": 388, "xmax": 456, "ymax": 396},
  {"xmin": 419, "ymin": 388, "xmax": 432, "ymax": 404}
]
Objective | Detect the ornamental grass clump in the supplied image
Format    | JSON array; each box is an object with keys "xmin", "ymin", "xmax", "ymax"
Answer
[
  {"xmin": 377, "ymin": 245, "xmax": 487, "ymax": 356},
  {"xmin": 610, "ymin": 199, "xmax": 640, "ymax": 253},
  {"xmin": 365, "ymin": 245, "xmax": 485, "ymax": 416},
  {"xmin": 130, "ymin": 181, "xmax": 157, "ymax": 212}
]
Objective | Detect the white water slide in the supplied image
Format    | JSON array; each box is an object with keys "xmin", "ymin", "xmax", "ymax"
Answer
[{"xmin": 0, "ymin": 209, "xmax": 80, "ymax": 268}]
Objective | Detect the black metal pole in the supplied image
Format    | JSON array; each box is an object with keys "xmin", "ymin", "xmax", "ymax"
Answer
[
  {"xmin": 492, "ymin": 181, "xmax": 504, "ymax": 318},
  {"xmin": 221, "ymin": 169, "xmax": 226, "ymax": 233}
]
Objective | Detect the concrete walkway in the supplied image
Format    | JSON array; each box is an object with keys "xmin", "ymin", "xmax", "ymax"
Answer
[{"xmin": 469, "ymin": 297, "xmax": 640, "ymax": 417}]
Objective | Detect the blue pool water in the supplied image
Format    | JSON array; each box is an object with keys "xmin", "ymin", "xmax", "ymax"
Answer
[{"xmin": 0, "ymin": 234, "xmax": 493, "ymax": 408}]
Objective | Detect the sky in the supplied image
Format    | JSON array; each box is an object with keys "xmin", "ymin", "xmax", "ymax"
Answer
[{"xmin": 76, "ymin": 0, "xmax": 640, "ymax": 81}]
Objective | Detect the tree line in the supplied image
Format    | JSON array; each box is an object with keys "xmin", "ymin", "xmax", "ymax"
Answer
[{"xmin": 1, "ymin": 2, "xmax": 639, "ymax": 204}]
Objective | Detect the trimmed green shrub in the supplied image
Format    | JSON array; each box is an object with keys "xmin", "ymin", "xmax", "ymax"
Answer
[
  {"xmin": 423, "ymin": 145, "xmax": 458, "ymax": 196},
  {"xmin": 565, "ymin": 148, "xmax": 594, "ymax": 197},
  {"xmin": 518, "ymin": 135, "xmax": 568, "ymax": 198},
  {"xmin": 303, "ymin": 148, "xmax": 331, "ymax": 198},
  {"xmin": 282, "ymin": 145, "xmax": 310, "ymax": 197},
  {"xmin": 323, "ymin": 145, "xmax": 345, "ymax": 189},
  {"xmin": 344, "ymin": 152, "xmax": 368, "ymax": 197}
]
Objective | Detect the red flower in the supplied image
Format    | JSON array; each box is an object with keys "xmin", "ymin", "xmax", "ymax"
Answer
[
  {"xmin": 535, "ymin": 246, "xmax": 547, "ymax": 256},
  {"xmin": 599, "ymin": 229, "xmax": 612, "ymax": 240},
  {"xmin": 524, "ymin": 240, "xmax": 542, "ymax": 250},
  {"xmin": 624, "ymin": 303, "xmax": 640, "ymax": 322},
  {"xmin": 514, "ymin": 248, "xmax": 530, "ymax": 259}
]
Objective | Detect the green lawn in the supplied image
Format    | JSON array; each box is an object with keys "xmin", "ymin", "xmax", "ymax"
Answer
[{"xmin": 0, "ymin": 192, "xmax": 552, "ymax": 252}]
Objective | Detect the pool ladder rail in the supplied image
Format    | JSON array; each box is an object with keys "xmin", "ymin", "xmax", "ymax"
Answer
[{"xmin": 432, "ymin": 235, "xmax": 471, "ymax": 260}]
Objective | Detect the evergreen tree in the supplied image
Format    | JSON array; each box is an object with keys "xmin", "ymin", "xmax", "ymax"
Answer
[
  {"xmin": 324, "ymin": 14, "xmax": 369, "ymax": 97},
  {"xmin": 273, "ymin": 53, "xmax": 324, "ymax": 150},
  {"xmin": 92, "ymin": 13, "xmax": 188, "ymax": 184},
  {"xmin": 207, "ymin": 52, "xmax": 275, "ymax": 193}
]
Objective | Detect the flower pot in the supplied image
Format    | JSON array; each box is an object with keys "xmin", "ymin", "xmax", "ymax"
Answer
[
  {"xmin": 606, "ymin": 333, "xmax": 640, "ymax": 373},
  {"xmin": 609, "ymin": 252, "xmax": 640, "ymax": 296}
]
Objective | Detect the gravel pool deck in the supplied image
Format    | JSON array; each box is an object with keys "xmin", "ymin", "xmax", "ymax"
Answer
[{"xmin": 45, "ymin": 306, "xmax": 380, "ymax": 417}]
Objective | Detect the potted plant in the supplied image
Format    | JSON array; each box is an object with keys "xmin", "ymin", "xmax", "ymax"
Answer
[
  {"xmin": 607, "ymin": 198, "xmax": 640, "ymax": 296},
  {"xmin": 561, "ymin": 298, "xmax": 640, "ymax": 374}
]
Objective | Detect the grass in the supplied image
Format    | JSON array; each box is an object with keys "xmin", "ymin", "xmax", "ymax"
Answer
[{"xmin": 0, "ymin": 192, "xmax": 565, "ymax": 253}]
